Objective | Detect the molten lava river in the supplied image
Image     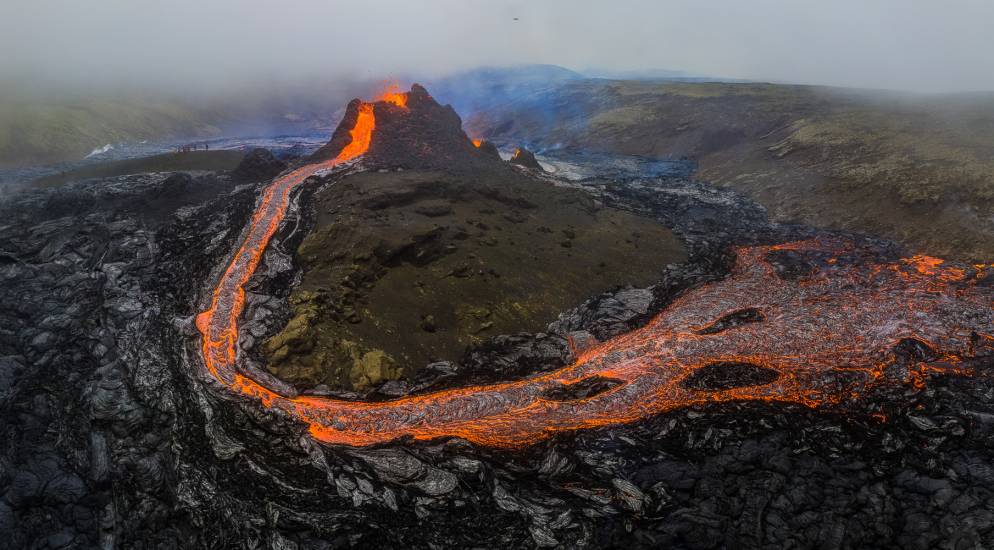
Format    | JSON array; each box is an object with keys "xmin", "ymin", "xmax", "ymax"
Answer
[{"xmin": 196, "ymin": 93, "xmax": 994, "ymax": 449}]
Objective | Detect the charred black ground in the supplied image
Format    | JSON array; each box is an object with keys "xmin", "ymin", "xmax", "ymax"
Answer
[{"xmin": 0, "ymin": 85, "xmax": 992, "ymax": 549}]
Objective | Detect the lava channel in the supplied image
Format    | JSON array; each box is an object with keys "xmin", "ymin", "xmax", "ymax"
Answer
[{"xmin": 196, "ymin": 94, "xmax": 994, "ymax": 449}]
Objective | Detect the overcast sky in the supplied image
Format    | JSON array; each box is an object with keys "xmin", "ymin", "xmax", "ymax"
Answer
[{"xmin": 3, "ymin": 0, "xmax": 993, "ymax": 94}]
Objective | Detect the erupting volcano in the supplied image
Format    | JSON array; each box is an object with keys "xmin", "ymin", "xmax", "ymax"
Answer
[
  {"xmin": 8, "ymin": 79, "xmax": 994, "ymax": 549},
  {"xmin": 194, "ymin": 85, "xmax": 994, "ymax": 449}
]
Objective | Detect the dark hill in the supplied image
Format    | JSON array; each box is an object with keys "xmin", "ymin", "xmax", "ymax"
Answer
[{"xmin": 311, "ymin": 84, "xmax": 507, "ymax": 173}]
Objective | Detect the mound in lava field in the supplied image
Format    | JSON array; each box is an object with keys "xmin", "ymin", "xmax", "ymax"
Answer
[
  {"xmin": 1, "ymin": 84, "xmax": 993, "ymax": 549},
  {"xmin": 262, "ymin": 88, "xmax": 686, "ymax": 390}
]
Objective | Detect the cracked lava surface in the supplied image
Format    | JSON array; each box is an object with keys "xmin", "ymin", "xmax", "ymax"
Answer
[{"xmin": 195, "ymin": 94, "xmax": 994, "ymax": 449}]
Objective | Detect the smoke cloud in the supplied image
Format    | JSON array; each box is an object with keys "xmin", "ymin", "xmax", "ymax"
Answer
[{"xmin": 2, "ymin": 0, "xmax": 993, "ymax": 94}]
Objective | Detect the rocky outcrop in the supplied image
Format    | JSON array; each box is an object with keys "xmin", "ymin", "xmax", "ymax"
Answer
[
  {"xmin": 230, "ymin": 148, "xmax": 287, "ymax": 182},
  {"xmin": 510, "ymin": 147, "xmax": 543, "ymax": 171},
  {"xmin": 475, "ymin": 139, "xmax": 501, "ymax": 160},
  {"xmin": 310, "ymin": 99, "xmax": 364, "ymax": 163}
]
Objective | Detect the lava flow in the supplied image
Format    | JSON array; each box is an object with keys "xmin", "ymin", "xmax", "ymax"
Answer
[
  {"xmin": 377, "ymin": 82, "xmax": 408, "ymax": 108},
  {"xmin": 196, "ymin": 92, "xmax": 994, "ymax": 449},
  {"xmin": 194, "ymin": 90, "xmax": 393, "ymax": 402}
]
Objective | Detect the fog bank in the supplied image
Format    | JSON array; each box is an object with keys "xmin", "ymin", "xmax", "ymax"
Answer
[{"xmin": 2, "ymin": 0, "xmax": 993, "ymax": 94}]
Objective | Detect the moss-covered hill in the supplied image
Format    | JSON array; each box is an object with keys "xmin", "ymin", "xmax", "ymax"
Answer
[
  {"xmin": 263, "ymin": 169, "xmax": 686, "ymax": 390},
  {"xmin": 0, "ymin": 97, "xmax": 226, "ymax": 168},
  {"xmin": 470, "ymin": 81, "xmax": 994, "ymax": 261}
]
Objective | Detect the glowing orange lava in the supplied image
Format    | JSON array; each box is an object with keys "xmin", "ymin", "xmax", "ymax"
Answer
[
  {"xmin": 196, "ymin": 108, "xmax": 994, "ymax": 449},
  {"xmin": 195, "ymin": 97, "xmax": 378, "ymax": 396},
  {"xmin": 376, "ymin": 82, "xmax": 408, "ymax": 109},
  {"xmin": 472, "ymin": 138, "xmax": 483, "ymax": 148},
  {"xmin": 338, "ymin": 104, "xmax": 375, "ymax": 161}
]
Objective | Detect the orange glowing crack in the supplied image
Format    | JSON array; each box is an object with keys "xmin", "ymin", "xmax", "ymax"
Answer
[{"xmin": 196, "ymin": 101, "xmax": 994, "ymax": 449}]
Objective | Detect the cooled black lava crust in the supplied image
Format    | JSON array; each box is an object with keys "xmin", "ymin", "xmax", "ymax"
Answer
[{"xmin": 0, "ymin": 154, "xmax": 992, "ymax": 550}]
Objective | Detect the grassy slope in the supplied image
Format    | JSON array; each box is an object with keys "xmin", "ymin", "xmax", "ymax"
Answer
[
  {"xmin": 0, "ymin": 97, "xmax": 226, "ymax": 168},
  {"xmin": 472, "ymin": 81, "xmax": 994, "ymax": 261}
]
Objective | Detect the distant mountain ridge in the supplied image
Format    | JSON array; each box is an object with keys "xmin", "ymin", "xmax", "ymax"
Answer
[{"xmin": 582, "ymin": 67, "xmax": 753, "ymax": 83}]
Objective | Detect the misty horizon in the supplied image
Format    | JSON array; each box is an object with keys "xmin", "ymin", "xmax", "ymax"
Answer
[{"xmin": 3, "ymin": 0, "xmax": 994, "ymax": 97}]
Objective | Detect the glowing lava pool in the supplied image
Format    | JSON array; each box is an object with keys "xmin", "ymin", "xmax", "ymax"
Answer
[{"xmin": 196, "ymin": 92, "xmax": 994, "ymax": 449}]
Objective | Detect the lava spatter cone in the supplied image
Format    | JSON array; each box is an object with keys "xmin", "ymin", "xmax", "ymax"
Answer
[
  {"xmin": 473, "ymin": 138, "xmax": 502, "ymax": 160},
  {"xmin": 311, "ymin": 84, "xmax": 506, "ymax": 172},
  {"xmin": 509, "ymin": 146, "xmax": 544, "ymax": 171}
]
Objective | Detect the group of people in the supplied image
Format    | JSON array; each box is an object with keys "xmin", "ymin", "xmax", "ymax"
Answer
[{"xmin": 176, "ymin": 142, "xmax": 210, "ymax": 153}]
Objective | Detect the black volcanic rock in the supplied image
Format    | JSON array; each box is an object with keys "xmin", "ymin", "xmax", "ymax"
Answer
[
  {"xmin": 4, "ymin": 148, "xmax": 994, "ymax": 549},
  {"xmin": 475, "ymin": 139, "xmax": 501, "ymax": 160},
  {"xmin": 231, "ymin": 148, "xmax": 287, "ymax": 182},
  {"xmin": 311, "ymin": 84, "xmax": 508, "ymax": 173},
  {"xmin": 510, "ymin": 146, "xmax": 544, "ymax": 171},
  {"xmin": 681, "ymin": 361, "xmax": 780, "ymax": 391},
  {"xmin": 311, "ymin": 99, "xmax": 364, "ymax": 164}
]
